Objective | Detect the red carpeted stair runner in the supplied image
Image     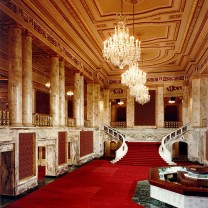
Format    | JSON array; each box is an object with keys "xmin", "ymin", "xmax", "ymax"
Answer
[{"xmin": 117, "ymin": 142, "xmax": 168, "ymax": 166}]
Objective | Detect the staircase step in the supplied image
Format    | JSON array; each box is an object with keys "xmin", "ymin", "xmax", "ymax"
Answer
[{"xmin": 117, "ymin": 141, "xmax": 167, "ymax": 166}]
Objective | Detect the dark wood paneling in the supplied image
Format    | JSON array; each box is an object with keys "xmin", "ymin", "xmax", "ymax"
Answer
[
  {"xmin": 80, "ymin": 131, "xmax": 93, "ymax": 157},
  {"xmin": 134, "ymin": 90, "xmax": 156, "ymax": 126},
  {"xmin": 68, "ymin": 142, "xmax": 71, "ymax": 159},
  {"xmin": 206, "ymin": 131, "xmax": 208, "ymax": 160}
]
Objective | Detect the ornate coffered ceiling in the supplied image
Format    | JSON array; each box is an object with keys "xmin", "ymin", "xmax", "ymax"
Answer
[{"xmin": 0, "ymin": 0, "xmax": 207, "ymax": 83}]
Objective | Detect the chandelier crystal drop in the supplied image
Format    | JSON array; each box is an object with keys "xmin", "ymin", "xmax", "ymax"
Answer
[
  {"xmin": 102, "ymin": 1, "xmax": 141, "ymax": 69},
  {"xmin": 130, "ymin": 84, "xmax": 150, "ymax": 105},
  {"xmin": 121, "ymin": 62, "xmax": 146, "ymax": 87}
]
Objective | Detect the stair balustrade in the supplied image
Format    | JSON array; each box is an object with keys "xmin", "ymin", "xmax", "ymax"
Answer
[
  {"xmin": 159, "ymin": 124, "xmax": 189, "ymax": 165},
  {"xmin": 104, "ymin": 125, "xmax": 128, "ymax": 163}
]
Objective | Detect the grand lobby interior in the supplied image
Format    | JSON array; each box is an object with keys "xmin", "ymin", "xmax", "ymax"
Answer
[{"xmin": 0, "ymin": 0, "xmax": 208, "ymax": 208}]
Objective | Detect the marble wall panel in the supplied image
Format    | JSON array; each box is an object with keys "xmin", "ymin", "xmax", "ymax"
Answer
[
  {"xmin": 157, "ymin": 86, "xmax": 164, "ymax": 128},
  {"xmin": 192, "ymin": 78, "xmax": 200, "ymax": 127},
  {"xmin": 126, "ymin": 88, "xmax": 134, "ymax": 127}
]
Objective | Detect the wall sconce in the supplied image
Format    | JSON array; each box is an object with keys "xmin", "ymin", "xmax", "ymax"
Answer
[
  {"xmin": 45, "ymin": 82, "xmax": 50, "ymax": 88},
  {"xmin": 169, "ymin": 97, "xmax": 175, "ymax": 104},
  {"xmin": 116, "ymin": 99, "xmax": 124, "ymax": 105},
  {"xmin": 67, "ymin": 91, "xmax": 74, "ymax": 96}
]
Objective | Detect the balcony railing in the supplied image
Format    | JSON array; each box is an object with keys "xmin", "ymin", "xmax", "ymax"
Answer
[
  {"xmin": 67, "ymin": 118, "xmax": 76, "ymax": 127},
  {"xmin": 110, "ymin": 121, "xmax": 126, "ymax": 128},
  {"xmin": 165, "ymin": 121, "xmax": 182, "ymax": 128},
  {"xmin": 0, "ymin": 110, "xmax": 9, "ymax": 126},
  {"xmin": 32, "ymin": 113, "xmax": 53, "ymax": 127}
]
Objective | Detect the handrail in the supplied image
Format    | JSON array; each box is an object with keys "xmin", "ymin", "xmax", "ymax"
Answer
[
  {"xmin": 159, "ymin": 124, "xmax": 189, "ymax": 165},
  {"xmin": 104, "ymin": 125, "xmax": 128, "ymax": 164}
]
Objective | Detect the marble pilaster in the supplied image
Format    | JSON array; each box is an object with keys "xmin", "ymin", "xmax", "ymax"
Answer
[
  {"xmin": 87, "ymin": 83, "xmax": 100, "ymax": 127},
  {"xmin": 59, "ymin": 60, "xmax": 65, "ymax": 126},
  {"xmin": 182, "ymin": 85, "xmax": 189, "ymax": 125},
  {"xmin": 50, "ymin": 56, "xmax": 60, "ymax": 126},
  {"xmin": 200, "ymin": 76, "xmax": 208, "ymax": 127},
  {"xmin": 103, "ymin": 89, "xmax": 110, "ymax": 126},
  {"xmin": 191, "ymin": 78, "xmax": 200, "ymax": 127},
  {"xmin": 157, "ymin": 86, "xmax": 164, "ymax": 128},
  {"xmin": 126, "ymin": 88, "xmax": 134, "ymax": 127},
  {"xmin": 8, "ymin": 26, "xmax": 22, "ymax": 126},
  {"xmin": 73, "ymin": 73, "xmax": 84, "ymax": 127},
  {"xmin": 22, "ymin": 33, "xmax": 33, "ymax": 126}
]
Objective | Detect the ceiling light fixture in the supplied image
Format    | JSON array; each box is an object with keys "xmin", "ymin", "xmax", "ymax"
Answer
[
  {"xmin": 169, "ymin": 97, "xmax": 175, "ymax": 104},
  {"xmin": 67, "ymin": 91, "xmax": 74, "ymax": 96},
  {"xmin": 102, "ymin": 0, "xmax": 141, "ymax": 69}
]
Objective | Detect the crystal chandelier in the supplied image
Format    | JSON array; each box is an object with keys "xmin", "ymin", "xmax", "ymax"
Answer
[
  {"xmin": 121, "ymin": 62, "xmax": 146, "ymax": 87},
  {"xmin": 102, "ymin": 0, "xmax": 141, "ymax": 69},
  {"xmin": 130, "ymin": 84, "xmax": 150, "ymax": 105}
]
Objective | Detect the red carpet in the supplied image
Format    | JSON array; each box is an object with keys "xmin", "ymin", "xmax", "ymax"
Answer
[
  {"xmin": 6, "ymin": 160, "xmax": 150, "ymax": 208},
  {"xmin": 117, "ymin": 142, "xmax": 168, "ymax": 166}
]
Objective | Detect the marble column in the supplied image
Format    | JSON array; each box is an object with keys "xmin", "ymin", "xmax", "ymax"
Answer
[
  {"xmin": 126, "ymin": 88, "xmax": 134, "ymax": 127},
  {"xmin": 80, "ymin": 75, "xmax": 84, "ymax": 127},
  {"xmin": 8, "ymin": 26, "xmax": 22, "ymax": 126},
  {"xmin": 73, "ymin": 73, "xmax": 84, "ymax": 127},
  {"xmin": 59, "ymin": 59, "xmax": 65, "ymax": 126},
  {"xmin": 50, "ymin": 56, "xmax": 59, "ymax": 126},
  {"xmin": 182, "ymin": 85, "xmax": 189, "ymax": 125},
  {"xmin": 87, "ymin": 83, "xmax": 100, "ymax": 127},
  {"xmin": 103, "ymin": 89, "xmax": 110, "ymax": 126},
  {"xmin": 157, "ymin": 86, "xmax": 164, "ymax": 128},
  {"xmin": 22, "ymin": 32, "xmax": 33, "ymax": 126},
  {"xmin": 200, "ymin": 76, "xmax": 208, "ymax": 127},
  {"xmin": 191, "ymin": 77, "xmax": 200, "ymax": 127}
]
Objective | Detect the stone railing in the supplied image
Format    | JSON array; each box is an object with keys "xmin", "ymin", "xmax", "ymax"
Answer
[
  {"xmin": 84, "ymin": 120, "xmax": 92, "ymax": 128},
  {"xmin": 0, "ymin": 110, "xmax": 9, "ymax": 126},
  {"xmin": 164, "ymin": 121, "xmax": 182, "ymax": 128},
  {"xmin": 32, "ymin": 113, "xmax": 53, "ymax": 126},
  {"xmin": 159, "ymin": 124, "xmax": 189, "ymax": 165},
  {"xmin": 104, "ymin": 125, "xmax": 128, "ymax": 164},
  {"xmin": 110, "ymin": 121, "xmax": 126, "ymax": 128},
  {"xmin": 67, "ymin": 118, "xmax": 76, "ymax": 127}
]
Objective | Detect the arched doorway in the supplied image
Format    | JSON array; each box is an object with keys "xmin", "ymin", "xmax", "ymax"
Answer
[{"xmin": 172, "ymin": 141, "xmax": 188, "ymax": 162}]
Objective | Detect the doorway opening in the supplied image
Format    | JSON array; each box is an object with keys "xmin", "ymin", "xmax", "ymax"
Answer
[{"xmin": 172, "ymin": 141, "xmax": 188, "ymax": 162}]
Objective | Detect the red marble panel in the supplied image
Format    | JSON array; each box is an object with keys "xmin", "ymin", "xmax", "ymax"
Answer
[
  {"xmin": 19, "ymin": 133, "xmax": 35, "ymax": 180},
  {"xmin": 58, "ymin": 132, "xmax": 67, "ymax": 165},
  {"xmin": 134, "ymin": 90, "xmax": 156, "ymax": 126},
  {"xmin": 80, "ymin": 131, "xmax": 93, "ymax": 157}
]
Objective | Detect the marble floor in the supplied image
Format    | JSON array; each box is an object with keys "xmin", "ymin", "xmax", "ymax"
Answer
[{"xmin": 133, "ymin": 180, "xmax": 176, "ymax": 208}]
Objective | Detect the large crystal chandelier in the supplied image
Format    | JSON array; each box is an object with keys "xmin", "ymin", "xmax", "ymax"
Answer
[
  {"xmin": 130, "ymin": 84, "xmax": 150, "ymax": 105},
  {"xmin": 121, "ymin": 62, "xmax": 146, "ymax": 87},
  {"xmin": 102, "ymin": 0, "xmax": 141, "ymax": 69},
  {"xmin": 121, "ymin": 62, "xmax": 150, "ymax": 105}
]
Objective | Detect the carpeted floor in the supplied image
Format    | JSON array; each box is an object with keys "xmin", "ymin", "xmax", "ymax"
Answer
[{"xmin": 5, "ymin": 160, "xmax": 150, "ymax": 208}]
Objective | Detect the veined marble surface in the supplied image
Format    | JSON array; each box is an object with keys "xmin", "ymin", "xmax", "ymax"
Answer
[{"xmin": 118, "ymin": 128, "xmax": 174, "ymax": 142}]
